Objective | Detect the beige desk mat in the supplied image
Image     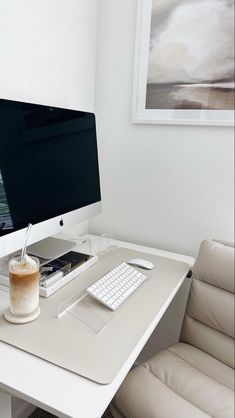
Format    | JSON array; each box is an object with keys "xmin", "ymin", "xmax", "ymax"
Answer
[{"xmin": 0, "ymin": 248, "xmax": 189, "ymax": 384}]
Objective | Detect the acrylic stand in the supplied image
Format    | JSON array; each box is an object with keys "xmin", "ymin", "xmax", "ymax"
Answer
[{"xmin": 57, "ymin": 290, "xmax": 116, "ymax": 334}]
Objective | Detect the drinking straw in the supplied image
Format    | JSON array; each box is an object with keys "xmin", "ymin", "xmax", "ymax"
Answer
[{"xmin": 21, "ymin": 223, "xmax": 32, "ymax": 262}]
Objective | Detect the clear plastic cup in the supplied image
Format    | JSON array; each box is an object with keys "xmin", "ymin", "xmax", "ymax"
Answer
[
  {"xmin": 9, "ymin": 255, "xmax": 40, "ymax": 317},
  {"xmin": 97, "ymin": 233, "xmax": 120, "ymax": 258}
]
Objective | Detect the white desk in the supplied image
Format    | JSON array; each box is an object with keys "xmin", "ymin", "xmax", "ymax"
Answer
[{"xmin": 0, "ymin": 235, "xmax": 194, "ymax": 418}]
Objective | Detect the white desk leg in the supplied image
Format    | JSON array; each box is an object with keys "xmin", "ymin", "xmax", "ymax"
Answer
[{"xmin": 0, "ymin": 389, "xmax": 12, "ymax": 418}]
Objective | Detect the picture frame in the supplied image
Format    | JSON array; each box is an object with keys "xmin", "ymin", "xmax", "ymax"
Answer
[{"xmin": 132, "ymin": 0, "xmax": 234, "ymax": 126}]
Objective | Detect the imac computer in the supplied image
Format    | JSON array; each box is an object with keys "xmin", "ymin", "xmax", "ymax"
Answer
[{"xmin": 0, "ymin": 98, "xmax": 101, "ymax": 259}]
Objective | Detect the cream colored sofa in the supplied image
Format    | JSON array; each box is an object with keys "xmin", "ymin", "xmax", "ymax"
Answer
[{"xmin": 111, "ymin": 240, "xmax": 235, "ymax": 418}]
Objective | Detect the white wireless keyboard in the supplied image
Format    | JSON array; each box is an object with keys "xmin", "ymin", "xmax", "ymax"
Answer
[{"xmin": 86, "ymin": 262, "xmax": 147, "ymax": 311}]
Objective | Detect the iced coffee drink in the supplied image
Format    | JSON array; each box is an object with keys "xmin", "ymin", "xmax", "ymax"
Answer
[{"xmin": 9, "ymin": 255, "xmax": 40, "ymax": 317}]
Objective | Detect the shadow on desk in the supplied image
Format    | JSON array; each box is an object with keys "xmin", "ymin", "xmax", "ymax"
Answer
[{"xmin": 29, "ymin": 406, "xmax": 113, "ymax": 418}]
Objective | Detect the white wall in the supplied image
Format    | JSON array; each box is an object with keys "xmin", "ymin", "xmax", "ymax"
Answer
[
  {"xmin": 0, "ymin": 0, "xmax": 98, "ymax": 112},
  {"xmin": 90, "ymin": 0, "xmax": 234, "ymax": 256}
]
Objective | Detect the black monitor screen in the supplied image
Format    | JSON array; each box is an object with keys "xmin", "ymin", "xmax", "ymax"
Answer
[{"xmin": 0, "ymin": 99, "xmax": 101, "ymax": 236}]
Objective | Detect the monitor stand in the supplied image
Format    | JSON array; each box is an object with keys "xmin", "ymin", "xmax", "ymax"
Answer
[{"xmin": 28, "ymin": 237, "xmax": 77, "ymax": 260}]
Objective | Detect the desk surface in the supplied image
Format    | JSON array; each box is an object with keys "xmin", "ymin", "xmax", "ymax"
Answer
[{"xmin": 0, "ymin": 235, "xmax": 194, "ymax": 418}]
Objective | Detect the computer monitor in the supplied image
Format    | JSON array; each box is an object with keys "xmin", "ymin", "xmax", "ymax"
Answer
[{"xmin": 0, "ymin": 98, "xmax": 101, "ymax": 258}]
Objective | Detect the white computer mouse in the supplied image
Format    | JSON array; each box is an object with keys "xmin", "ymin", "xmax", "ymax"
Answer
[{"xmin": 128, "ymin": 258, "xmax": 154, "ymax": 270}]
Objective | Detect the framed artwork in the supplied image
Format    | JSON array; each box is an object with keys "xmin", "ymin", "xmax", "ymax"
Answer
[{"xmin": 132, "ymin": 0, "xmax": 234, "ymax": 126}]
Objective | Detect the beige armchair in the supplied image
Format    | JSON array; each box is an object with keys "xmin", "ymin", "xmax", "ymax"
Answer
[{"xmin": 111, "ymin": 239, "xmax": 235, "ymax": 418}]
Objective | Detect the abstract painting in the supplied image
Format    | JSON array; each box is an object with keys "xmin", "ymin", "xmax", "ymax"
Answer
[{"xmin": 133, "ymin": 0, "xmax": 234, "ymax": 125}]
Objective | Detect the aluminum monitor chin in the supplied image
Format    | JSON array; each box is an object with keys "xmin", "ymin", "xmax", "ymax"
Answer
[{"xmin": 0, "ymin": 98, "xmax": 101, "ymax": 258}]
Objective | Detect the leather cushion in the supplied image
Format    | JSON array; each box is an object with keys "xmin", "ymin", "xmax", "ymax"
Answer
[
  {"xmin": 187, "ymin": 279, "xmax": 234, "ymax": 338},
  {"xmin": 181, "ymin": 316, "xmax": 234, "ymax": 368},
  {"xmin": 113, "ymin": 343, "xmax": 234, "ymax": 418},
  {"xmin": 169, "ymin": 343, "xmax": 234, "ymax": 390},
  {"xmin": 193, "ymin": 240, "xmax": 234, "ymax": 293},
  {"xmin": 114, "ymin": 366, "xmax": 210, "ymax": 418}
]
